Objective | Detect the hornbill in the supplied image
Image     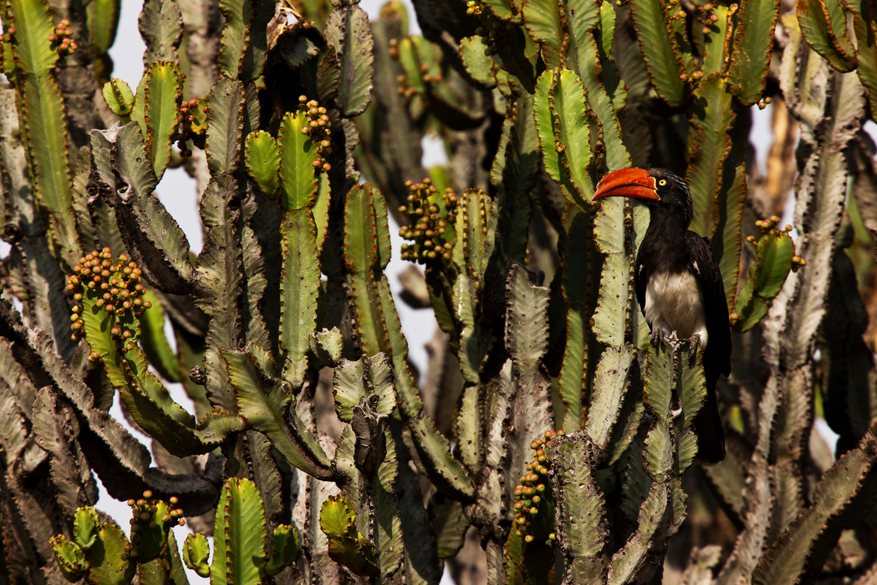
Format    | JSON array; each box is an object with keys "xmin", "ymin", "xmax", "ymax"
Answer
[{"xmin": 593, "ymin": 167, "xmax": 730, "ymax": 463}]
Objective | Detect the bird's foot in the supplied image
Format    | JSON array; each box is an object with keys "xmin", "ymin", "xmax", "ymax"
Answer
[
  {"xmin": 650, "ymin": 328, "xmax": 667, "ymax": 350},
  {"xmin": 685, "ymin": 335, "xmax": 701, "ymax": 366}
]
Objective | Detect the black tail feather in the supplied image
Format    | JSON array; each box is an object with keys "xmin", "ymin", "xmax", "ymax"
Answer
[{"xmin": 693, "ymin": 376, "xmax": 725, "ymax": 464}]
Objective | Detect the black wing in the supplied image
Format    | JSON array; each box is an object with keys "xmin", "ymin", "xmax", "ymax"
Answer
[
  {"xmin": 685, "ymin": 232, "xmax": 731, "ymax": 377},
  {"xmin": 635, "ymin": 253, "xmax": 649, "ymax": 319}
]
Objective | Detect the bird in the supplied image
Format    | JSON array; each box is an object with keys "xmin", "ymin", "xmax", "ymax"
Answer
[{"xmin": 593, "ymin": 167, "xmax": 731, "ymax": 463}]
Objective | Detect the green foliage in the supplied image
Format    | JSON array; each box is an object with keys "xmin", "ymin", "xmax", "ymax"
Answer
[
  {"xmin": 131, "ymin": 60, "xmax": 183, "ymax": 180},
  {"xmin": 223, "ymin": 347, "xmax": 334, "ymax": 478},
  {"xmin": 205, "ymin": 477, "xmax": 299, "ymax": 584},
  {"xmin": 50, "ymin": 482, "xmax": 297, "ymax": 585},
  {"xmin": 628, "ymin": 0, "xmax": 686, "ymax": 105},
  {"xmin": 5, "ymin": 0, "xmax": 80, "ymax": 268},
  {"xmin": 325, "ymin": 2, "xmax": 374, "ymax": 116},
  {"xmin": 138, "ymin": 0, "xmax": 182, "ymax": 66},
  {"xmin": 319, "ymin": 494, "xmax": 379, "ymax": 576},
  {"xmin": 244, "ymin": 130, "xmax": 281, "ymax": 196},
  {"xmin": 533, "ymin": 67, "xmax": 593, "ymax": 210},
  {"xmin": 460, "ymin": 35, "xmax": 496, "ymax": 88},
  {"xmin": 102, "ymin": 79, "xmax": 135, "ymax": 117},
  {"xmin": 732, "ymin": 217, "xmax": 803, "ymax": 332},
  {"xmin": 726, "ymin": 0, "xmax": 780, "ymax": 104},
  {"xmin": 182, "ymin": 534, "xmax": 210, "ymax": 577},
  {"xmin": 50, "ymin": 492, "xmax": 184, "ymax": 585},
  {"xmin": 797, "ymin": 0, "xmax": 856, "ymax": 72},
  {"xmin": 73, "ymin": 507, "xmax": 100, "ymax": 551},
  {"xmin": 2, "ymin": 0, "xmax": 877, "ymax": 582},
  {"xmin": 266, "ymin": 524, "xmax": 300, "ymax": 576},
  {"xmin": 277, "ymin": 106, "xmax": 323, "ymax": 210},
  {"xmin": 87, "ymin": 0, "xmax": 120, "ymax": 55}
]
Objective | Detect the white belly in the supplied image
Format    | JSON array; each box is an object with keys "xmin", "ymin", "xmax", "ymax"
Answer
[{"xmin": 644, "ymin": 271, "xmax": 708, "ymax": 347}]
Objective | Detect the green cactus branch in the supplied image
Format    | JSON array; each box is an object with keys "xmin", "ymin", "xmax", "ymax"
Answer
[
  {"xmin": 130, "ymin": 60, "xmax": 183, "ymax": 181},
  {"xmin": 0, "ymin": 298, "xmax": 221, "ymax": 517},
  {"xmin": 52, "ymin": 481, "xmax": 298, "ymax": 584},
  {"xmin": 752, "ymin": 421, "xmax": 877, "ymax": 585},
  {"xmin": 139, "ymin": 0, "xmax": 182, "ymax": 66},
  {"xmin": 94, "ymin": 123, "xmax": 195, "ymax": 295},
  {"xmin": 224, "ymin": 347, "xmax": 336, "ymax": 479},
  {"xmin": 686, "ymin": 74, "xmax": 736, "ymax": 239},
  {"xmin": 320, "ymin": 494, "xmax": 379, "ymax": 576},
  {"xmin": 546, "ymin": 432, "xmax": 608, "ymax": 583},
  {"xmin": 6, "ymin": 0, "xmax": 81, "ymax": 268},
  {"xmin": 726, "ymin": 0, "xmax": 780, "ymax": 104},
  {"xmin": 797, "ymin": 0, "xmax": 856, "ymax": 73},
  {"xmin": 534, "ymin": 67, "xmax": 594, "ymax": 210},
  {"xmin": 627, "ymin": 0, "xmax": 685, "ymax": 106}
]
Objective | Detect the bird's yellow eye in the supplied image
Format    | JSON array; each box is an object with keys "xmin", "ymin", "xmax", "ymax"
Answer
[{"xmin": 658, "ymin": 179, "xmax": 667, "ymax": 186}]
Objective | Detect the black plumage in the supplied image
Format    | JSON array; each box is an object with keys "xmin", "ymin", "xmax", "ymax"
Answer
[{"xmin": 594, "ymin": 167, "xmax": 731, "ymax": 463}]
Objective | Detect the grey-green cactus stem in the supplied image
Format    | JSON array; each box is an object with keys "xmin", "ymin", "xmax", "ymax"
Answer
[{"xmin": 546, "ymin": 432, "xmax": 608, "ymax": 583}]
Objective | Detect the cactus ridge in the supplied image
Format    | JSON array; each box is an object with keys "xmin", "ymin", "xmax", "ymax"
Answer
[{"xmin": 627, "ymin": 0, "xmax": 686, "ymax": 105}]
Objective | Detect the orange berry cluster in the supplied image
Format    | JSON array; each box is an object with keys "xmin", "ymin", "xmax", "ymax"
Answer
[
  {"xmin": 298, "ymin": 96, "xmax": 333, "ymax": 173},
  {"xmin": 122, "ymin": 492, "xmax": 185, "ymax": 561},
  {"xmin": 695, "ymin": 2, "xmax": 720, "ymax": 34},
  {"xmin": 66, "ymin": 248, "xmax": 151, "ymax": 353},
  {"xmin": 752, "ymin": 215, "xmax": 787, "ymax": 235},
  {"xmin": 398, "ymin": 178, "xmax": 458, "ymax": 263},
  {"xmin": 393, "ymin": 66, "xmax": 442, "ymax": 97},
  {"xmin": 467, "ymin": 0, "xmax": 515, "ymax": 59},
  {"xmin": 664, "ymin": 0, "xmax": 686, "ymax": 22},
  {"xmin": 679, "ymin": 70, "xmax": 704, "ymax": 83},
  {"xmin": 1, "ymin": 6, "xmax": 13, "ymax": 46},
  {"xmin": 388, "ymin": 38, "xmax": 400, "ymax": 59},
  {"xmin": 747, "ymin": 216, "xmax": 806, "ymax": 271},
  {"xmin": 386, "ymin": 39, "xmax": 415, "ymax": 98},
  {"xmin": 49, "ymin": 19, "xmax": 77, "ymax": 56},
  {"xmin": 465, "ymin": 1, "xmax": 484, "ymax": 15},
  {"xmin": 396, "ymin": 73, "xmax": 418, "ymax": 98},
  {"xmin": 512, "ymin": 429, "xmax": 562, "ymax": 546},
  {"xmin": 176, "ymin": 99, "xmax": 201, "ymax": 157},
  {"xmin": 387, "ymin": 40, "xmax": 443, "ymax": 98}
]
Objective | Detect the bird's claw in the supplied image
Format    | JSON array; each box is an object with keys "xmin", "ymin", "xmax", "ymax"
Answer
[
  {"xmin": 650, "ymin": 328, "xmax": 667, "ymax": 350},
  {"xmin": 649, "ymin": 330, "xmax": 701, "ymax": 365},
  {"xmin": 686, "ymin": 335, "xmax": 701, "ymax": 365}
]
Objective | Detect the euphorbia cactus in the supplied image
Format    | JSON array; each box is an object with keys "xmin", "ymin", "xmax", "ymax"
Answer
[
  {"xmin": 50, "ymin": 492, "xmax": 187, "ymax": 584},
  {"xmin": 1, "ymin": 0, "xmax": 877, "ymax": 582}
]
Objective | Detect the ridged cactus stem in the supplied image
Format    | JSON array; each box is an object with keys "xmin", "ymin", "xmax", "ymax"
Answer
[
  {"xmin": 6, "ymin": 0, "xmax": 82, "ymax": 268},
  {"xmin": 546, "ymin": 431, "xmax": 607, "ymax": 583}
]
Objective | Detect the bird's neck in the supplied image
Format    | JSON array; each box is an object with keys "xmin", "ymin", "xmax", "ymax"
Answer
[{"xmin": 641, "ymin": 209, "xmax": 691, "ymax": 274}]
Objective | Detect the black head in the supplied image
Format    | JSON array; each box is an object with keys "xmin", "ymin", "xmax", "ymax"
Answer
[{"xmin": 593, "ymin": 168, "xmax": 693, "ymax": 228}]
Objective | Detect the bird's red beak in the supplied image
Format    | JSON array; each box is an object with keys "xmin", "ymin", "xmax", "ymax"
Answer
[{"xmin": 593, "ymin": 168, "xmax": 660, "ymax": 201}]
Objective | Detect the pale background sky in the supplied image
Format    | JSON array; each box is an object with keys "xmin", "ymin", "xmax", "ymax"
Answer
[{"xmin": 4, "ymin": 0, "xmax": 860, "ymax": 579}]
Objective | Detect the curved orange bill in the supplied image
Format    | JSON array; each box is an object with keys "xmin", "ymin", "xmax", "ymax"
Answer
[{"xmin": 593, "ymin": 168, "xmax": 659, "ymax": 201}]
